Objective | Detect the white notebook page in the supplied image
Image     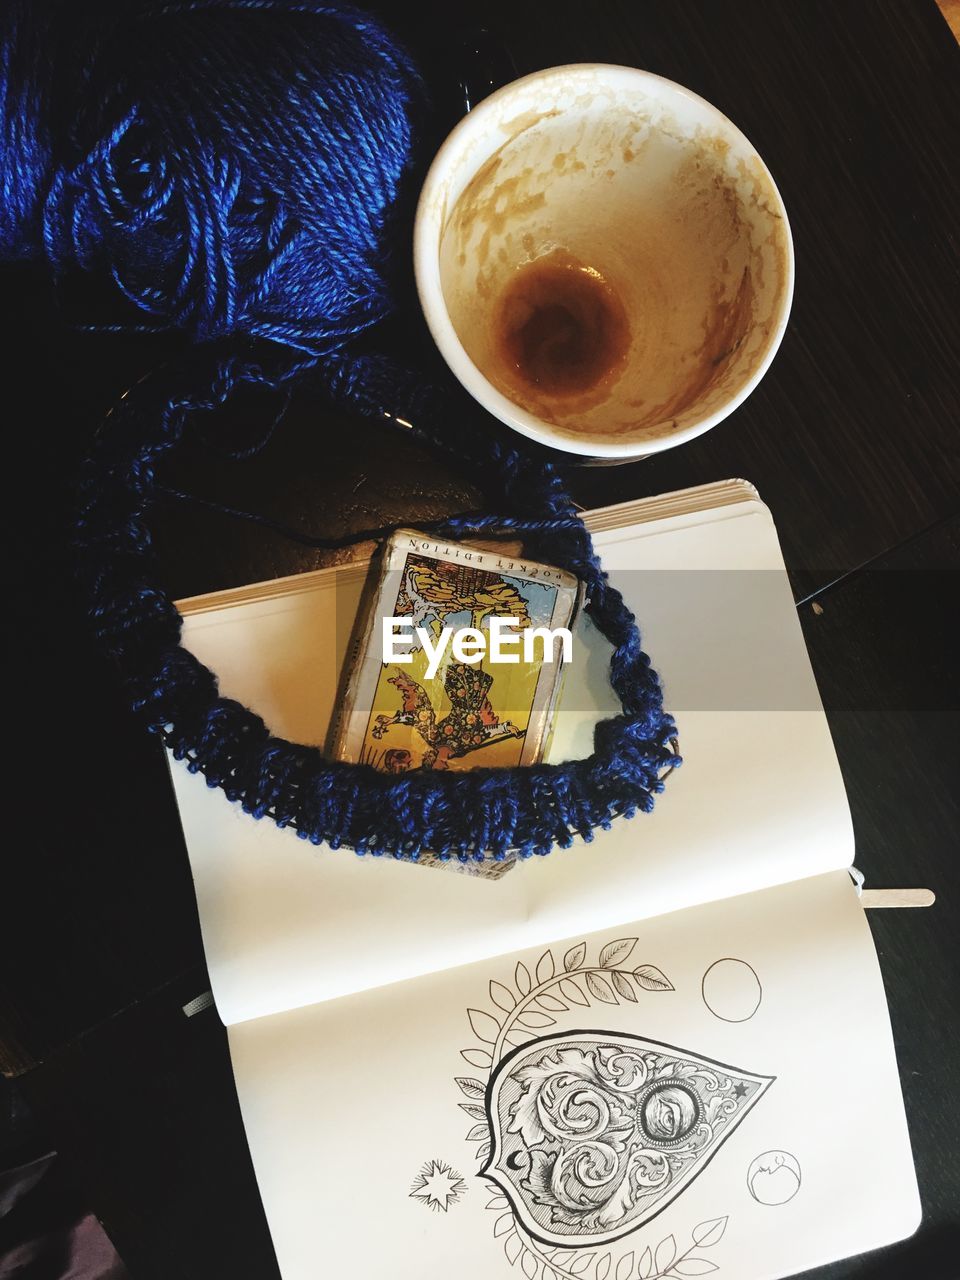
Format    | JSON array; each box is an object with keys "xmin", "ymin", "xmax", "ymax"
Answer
[
  {"xmin": 170, "ymin": 487, "xmax": 854, "ymax": 1025},
  {"xmin": 226, "ymin": 870, "xmax": 919, "ymax": 1280}
]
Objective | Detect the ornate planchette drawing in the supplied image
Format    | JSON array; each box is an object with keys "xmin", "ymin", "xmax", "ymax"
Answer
[{"xmin": 481, "ymin": 1031, "xmax": 774, "ymax": 1248}]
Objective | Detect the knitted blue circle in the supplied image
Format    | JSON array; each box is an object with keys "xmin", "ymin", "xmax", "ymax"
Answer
[{"xmin": 75, "ymin": 346, "xmax": 679, "ymax": 863}]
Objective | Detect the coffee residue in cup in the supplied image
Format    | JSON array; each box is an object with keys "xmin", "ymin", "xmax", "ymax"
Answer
[{"xmin": 492, "ymin": 249, "xmax": 630, "ymax": 401}]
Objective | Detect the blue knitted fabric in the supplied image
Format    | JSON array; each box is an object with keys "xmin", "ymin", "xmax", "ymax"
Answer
[{"xmin": 1, "ymin": 0, "xmax": 679, "ymax": 861}]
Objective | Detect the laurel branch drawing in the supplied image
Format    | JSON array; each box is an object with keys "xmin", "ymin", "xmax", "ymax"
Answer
[{"xmin": 484, "ymin": 1196, "xmax": 729, "ymax": 1280}]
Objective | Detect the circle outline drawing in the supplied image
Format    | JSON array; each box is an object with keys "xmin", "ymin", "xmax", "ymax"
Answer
[
  {"xmin": 701, "ymin": 957, "xmax": 763, "ymax": 1023},
  {"xmin": 747, "ymin": 1150, "xmax": 802, "ymax": 1206}
]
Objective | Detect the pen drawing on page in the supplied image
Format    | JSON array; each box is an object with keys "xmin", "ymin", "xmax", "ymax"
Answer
[
  {"xmin": 747, "ymin": 1151, "xmax": 801, "ymax": 1206},
  {"xmin": 451, "ymin": 938, "xmax": 774, "ymax": 1277},
  {"xmin": 409, "ymin": 1158, "xmax": 467, "ymax": 1213},
  {"xmin": 483, "ymin": 1031, "xmax": 772, "ymax": 1247},
  {"xmin": 701, "ymin": 959, "xmax": 763, "ymax": 1023}
]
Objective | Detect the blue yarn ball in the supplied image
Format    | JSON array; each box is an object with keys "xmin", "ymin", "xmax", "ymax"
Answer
[{"xmin": 0, "ymin": 0, "xmax": 421, "ymax": 351}]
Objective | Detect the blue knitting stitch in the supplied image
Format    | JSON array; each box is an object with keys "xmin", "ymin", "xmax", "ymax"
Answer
[{"xmin": 2, "ymin": 0, "xmax": 679, "ymax": 861}]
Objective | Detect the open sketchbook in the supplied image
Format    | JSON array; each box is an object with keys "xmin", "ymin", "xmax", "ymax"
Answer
[{"xmin": 169, "ymin": 480, "xmax": 919, "ymax": 1280}]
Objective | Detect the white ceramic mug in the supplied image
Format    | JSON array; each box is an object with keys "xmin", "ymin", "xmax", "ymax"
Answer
[{"xmin": 414, "ymin": 64, "xmax": 794, "ymax": 462}]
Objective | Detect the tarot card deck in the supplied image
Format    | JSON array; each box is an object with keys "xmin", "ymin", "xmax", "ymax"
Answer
[{"xmin": 330, "ymin": 529, "xmax": 581, "ymax": 775}]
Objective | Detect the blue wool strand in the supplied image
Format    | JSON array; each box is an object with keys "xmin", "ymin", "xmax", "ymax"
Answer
[{"xmin": 2, "ymin": 0, "xmax": 680, "ymax": 860}]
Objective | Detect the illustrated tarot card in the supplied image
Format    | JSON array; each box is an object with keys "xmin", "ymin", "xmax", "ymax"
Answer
[{"xmin": 331, "ymin": 529, "xmax": 581, "ymax": 778}]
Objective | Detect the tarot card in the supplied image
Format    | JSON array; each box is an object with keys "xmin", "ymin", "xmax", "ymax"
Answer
[{"xmin": 331, "ymin": 529, "xmax": 581, "ymax": 777}]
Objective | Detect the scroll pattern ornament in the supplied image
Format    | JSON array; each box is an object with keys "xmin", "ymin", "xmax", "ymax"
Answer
[{"xmin": 484, "ymin": 1033, "xmax": 772, "ymax": 1247}]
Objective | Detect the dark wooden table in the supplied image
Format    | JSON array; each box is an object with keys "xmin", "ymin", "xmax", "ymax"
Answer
[{"xmin": 2, "ymin": 1, "xmax": 958, "ymax": 1277}]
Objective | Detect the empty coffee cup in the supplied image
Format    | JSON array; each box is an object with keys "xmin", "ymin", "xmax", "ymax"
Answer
[{"xmin": 414, "ymin": 65, "xmax": 794, "ymax": 461}]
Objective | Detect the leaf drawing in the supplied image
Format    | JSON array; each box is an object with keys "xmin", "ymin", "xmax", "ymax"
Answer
[
  {"xmin": 522, "ymin": 1250, "xmax": 538, "ymax": 1278},
  {"xmin": 458, "ymin": 1103, "xmax": 486, "ymax": 1120},
  {"xmin": 614, "ymin": 1251, "xmax": 633, "ymax": 1280},
  {"xmin": 505, "ymin": 1232, "xmax": 523, "ymax": 1264},
  {"xmin": 637, "ymin": 1247, "xmax": 653, "ymax": 1278},
  {"xmin": 538, "ymin": 992, "xmax": 568, "ymax": 1012},
  {"xmin": 465, "ymin": 1123, "xmax": 488, "ymax": 1142},
  {"xmin": 633, "ymin": 965, "xmax": 675, "ymax": 992},
  {"xmin": 564, "ymin": 942, "xmax": 587, "ymax": 971},
  {"xmin": 585, "ymin": 971, "xmax": 618, "ymax": 1004},
  {"xmin": 517, "ymin": 1009, "xmax": 556, "ymax": 1029},
  {"xmin": 468, "ymin": 1008, "xmax": 501, "ymax": 1043},
  {"xmin": 559, "ymin": 978, "xmax": 589, "ymax": 1007},
  {"xmin": 595, "ymin": 1252, "xmax": 612, "ymax": 1280},
  {"xmin": 516, "ymin": 962, "xmax": 532, "ymax": 995},
  {"xmin": 475, "ymin": 1141, "xmax": 491, "ymax": 1163},
  {"xmin": 460, "ymin": 1047, "xmax": 492, "ymax": 1068},
  {"xmin": 654, "ymin": 1235, "xmax": 676, "ymax": 1274},
  {"xmin": 490, "ymin": 980, "xmax": 517, "ymax": 1011},
  {"xmin": 691, "ymin": 1218, "xmax": 727, "ymax": 1249},
  {"xmin": 569, "ymin": 1252, "xmax": 595, "ymax": 1275},
  {"xmin": 611, "ymin": 972, "xmax": 637, "ymax": 1002},
  {"xmin": 599, "ymin": 938, "xmax": 638, "ymax": 968},
  {"xmin": 455, "ymin": 1076, "xmax": 485, "ymax": 1099},
  {"xmin": 536, "ymin": 949, "xmax": 557, "ymax": 983},
  {"xmin": 494, "ymin": 1213, "xmax": 515, "ymax": 1237},
  {"xmin": 672, "ymin": 1260, "xmax": 718, "ymax": 1275}
]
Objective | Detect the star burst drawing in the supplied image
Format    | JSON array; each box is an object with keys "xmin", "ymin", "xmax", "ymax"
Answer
[{"xmin": 409, "ymin": 1158, "xmax": 467, "ymax": 1213}]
